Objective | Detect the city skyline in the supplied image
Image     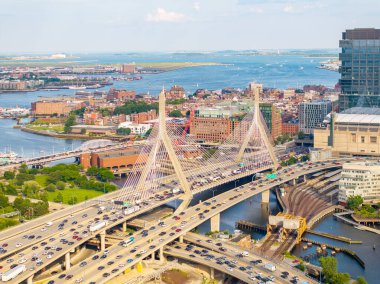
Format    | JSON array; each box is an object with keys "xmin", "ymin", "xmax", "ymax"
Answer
[{"xmin": 0, "ymin": 0, "xmax": 379, "ymax": 53}]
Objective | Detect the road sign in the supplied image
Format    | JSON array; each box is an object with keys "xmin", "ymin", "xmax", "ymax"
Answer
[{"xmin": 266, "ymin": 173, "xmax": 277, "ymax": 179}]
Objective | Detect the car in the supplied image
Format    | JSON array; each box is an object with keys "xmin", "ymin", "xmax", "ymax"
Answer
[
  {"xmin": 127, "ymin": 258, "xmax": 133, "ymax": 263},
  {"xmin": 149, "ymin": 245, "xmax": 156, "ymax": 249},
  {"xmin": 116, "ymin": 255, "xmax": 122, "ymax": 259},
  {"xmin": 169, "ymin": 232, "xmax": 175, "ymax": 236},
  {"xmin": 118, "ymin": 263, "xmax": 125, "ymax": 267},
  {"xmin": 58, "ymin": 274, "xmax": 66, "ymax": 279},
  {"xmin": 111, "ymin": 268, "xmax": 119, "ymax": 273},
  {"xmin": 102, "ymin": 273, "xmax": 110, "ymax": 278},
  {"xmin": 80, "ymin": 261, "xmax": 87, "ymax": 267},
  {"xmin": 65, "ymin": 275, "xmax": 73, "ymax": 280},
  {"xmin": 75, "ymin": 278, "xmax": 83, "ymax": 283},
  {"xmin": 130, "ymin": 249, "xmax": 136, "ymax": 253},
  {"xmin": 47, "ymin": 281, "xmax": 55, "ymax": 284},
  {"xmin": 226, "ymin": 267, "xmax": 233, "ymax": 271},
  {"xmin": 107, "ymin": 261, "xmax": 114, "ymax": 265},
  {"xmin": 140, "ymin": 249, "xmax": 146, "ymax": 254},
  {"xmin": 175, "ymin": 228, "xmax": 182, "ymax": 232},
  {"xmin": 159, "ymin": 232, "xmax": 166, "ymax": 236},
  {"xmin": 98, "ymin": 266, "xmax": 105, "ymax": 270}
]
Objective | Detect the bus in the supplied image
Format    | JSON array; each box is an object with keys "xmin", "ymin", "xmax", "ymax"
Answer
[{"xmin": 122, "ymin": 237, "xmax": 135, "ymax": 247}]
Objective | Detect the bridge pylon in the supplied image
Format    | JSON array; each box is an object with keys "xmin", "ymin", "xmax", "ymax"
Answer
[{"xmin": 235, "ymin": 85, "xmax": 278, "ymax": 170}]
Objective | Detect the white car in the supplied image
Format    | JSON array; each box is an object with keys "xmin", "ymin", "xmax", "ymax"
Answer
[
  {"xmin": 41, "ymin": 227, "xmax": 47, "ymax": 232},
  {"xmin": 75, "ymin": 277, "xmax": 83, "ymax": 283},
  {"xmin": 46, "ymin": 254, "xmax": 52, "ymax": 259},
  {"xmin": 16, "ymin": 243, "xmax": 22, "ymax": 248},
  {"xmin": 59, "ymin": 233, "xmax": 66, "ymax": 237},
  {"xmin": 159, "ymin": 238, "xmax": 164, "ymax": 242},
  {"xmin": 226, "ymin": 267, "xmax": 233, "ymax": 271},
  {"xmin": 140, "ymin": 249, "xmax": 146, "ymax": 254},
  {"xmin": 18, "ymin": 258, "xmax": 27, "ymax": 264}
]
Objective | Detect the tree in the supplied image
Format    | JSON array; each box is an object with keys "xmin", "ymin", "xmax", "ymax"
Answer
[
  {"xmin": 331, "ymin": 273, "xmax": 350, "ymax": 284},
  {"xmin": 80, "ymin": 128, "xmax": 86, "ymax": 134},
  {"xmin": 86, "ymin": 166, "xmax": 98, "ymax": 177},
  {"xmin": 56, "ymin": 181, "xmax": 65, "ymax": 190},
  {"xmin": 297, "ymin": 131, "xmax": 305, "ymax": 140},
  {"xmin": 117, "ymin": 127, "xmax": 131, "ymax": 135},
  {"xmin": 68, "ymin": 196, "xmax": 78, "ymax": 205},
  {"xmin": 169, "ymin": 110, "xmax": 183, "ymax": 117},
  {"xmin": 54, "ymin": 192, "xmax": 63, "ymax": 203},
  {"xmin": 45, "ymin": 184, "xmax": 56, "ymax": 192},
  {"xmin": 320, "ymin": 256, "xmax": 338, "ymax": 283},
  {"xmin": 3, "ymin": 171, "xmax": 15, "ymax": 180},
  {"xmin": 354, "ymin": 276, "xmax": 368, "ymax": 284},
  {"xmin": 347, "ymin": 195, "xmax": 363, "ymax": 210},
  {"xmin": 64, "ymin": 114, "xmax": 76, "ymax": 133},
  {"xmin": 97, "ymin": 168, "xmax": 114, "ymax": 182},
  {"xmin": 0, "ymin": 193, "xmax": 9, "ymax": 208},
  {"xmin": 19, "ymin": 164, "xmax": 28, "ymax": 174}
]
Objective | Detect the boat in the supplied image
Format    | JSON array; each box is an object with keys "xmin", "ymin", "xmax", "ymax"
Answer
[
  {"xmin": 0, "ymin": 151, "xmax": 18, "ymax": 159},
  {"xmin": 68, "ymin": 85, "xmax": 86, "ymax": 90}
]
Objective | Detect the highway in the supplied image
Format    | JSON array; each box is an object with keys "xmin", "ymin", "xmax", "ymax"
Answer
[{"xmin": 42, "ymin": 160, "xmax": 341, "ymax": 284}]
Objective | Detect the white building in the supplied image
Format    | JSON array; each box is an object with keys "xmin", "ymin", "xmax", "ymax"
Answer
[
  {"xmin": 339, "ymin": 161, "xmax": 380, "ymax": 204},
  {"xmin": 118, "ymin": 121, "xmax": 151, "ymax": 135}
]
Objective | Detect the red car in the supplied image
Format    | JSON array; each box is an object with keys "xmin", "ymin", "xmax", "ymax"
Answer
[
  {"xmin": 72, "ymin": 236, "xmax": 78, "ymax": 239},
  {"xmin": 175, "ymin": 228, "xmax": 182, "ymax": 233},
  {"xmin": 77, "ymin": 237, "xmax": 82, "ymax": 241}
]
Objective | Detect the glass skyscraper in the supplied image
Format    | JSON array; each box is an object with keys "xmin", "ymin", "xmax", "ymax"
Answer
[{"xmin": 339, "ymin": 28, "xmax": 380, "ymax": 110}]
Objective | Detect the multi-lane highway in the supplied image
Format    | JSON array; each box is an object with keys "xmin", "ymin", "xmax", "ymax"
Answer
[{"xmin": 41, "ymin": 160, "xmax": 343, "ymax": 284}]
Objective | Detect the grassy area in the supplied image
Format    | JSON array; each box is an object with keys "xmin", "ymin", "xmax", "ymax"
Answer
[
  {"xmin": 35, "ymin": 175, "xmax": 48, "ymax": 187},
  {"xmin": 26, "ymin": 124, "xmax": 64, "ymax": 133},
  {"xmin": 46, "ymin": 187, "xmax": 103, "ymax": 204}
]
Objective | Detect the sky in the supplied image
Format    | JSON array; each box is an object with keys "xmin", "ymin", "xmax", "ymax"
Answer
[{"xmin": 0, "ymin": 0, "xmax": 379, "ymax": 54}]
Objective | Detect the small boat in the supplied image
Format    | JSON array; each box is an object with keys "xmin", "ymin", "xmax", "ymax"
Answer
[
  {"xmin": 303, "ymin": 245, "xmax": 308, "ymax": 250},
  {"xmin": 331, "ymin": 251, "xmax": 336, "ymax": 256}
]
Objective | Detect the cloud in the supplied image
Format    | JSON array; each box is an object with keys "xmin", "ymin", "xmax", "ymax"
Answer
[
  {"xmin": 193, "ymin": 2, "xmax": 200, "ymax": 11},
  {"xmin": 283, "ymin": 4, "xmax": 295, "ymax": 13},
  {"xmin": 145, "ymin": 8, "xmax": 185, "ymax": 23},
  {"xmin": 250, "ymin": 6, "xmax": 264, "ymax": 14}
]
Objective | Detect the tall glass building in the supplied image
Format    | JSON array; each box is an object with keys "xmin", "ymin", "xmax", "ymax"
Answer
[{"xmin": 339, "ymin": 28, "xmax": 380, "ymax": 110}]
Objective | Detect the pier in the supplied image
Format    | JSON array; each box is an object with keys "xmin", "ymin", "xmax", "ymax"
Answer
[
  {"xmin": 301, "ymin": 238, "xmax": 365, "ymax": 268},
  {"xmin": 235, "ymin": 220, "xmax": 267, "ymax": 233},
  {"xmin": 305, "ymin": 229, "xmax": 362, "ymax": 244}
]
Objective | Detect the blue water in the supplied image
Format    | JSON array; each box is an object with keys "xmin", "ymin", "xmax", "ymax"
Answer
[{"xmin": 0, "ymin": 52, "xmax": 339, "ymax": 108}]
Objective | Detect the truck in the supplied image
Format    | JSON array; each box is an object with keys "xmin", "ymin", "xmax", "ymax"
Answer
[
  {"xmin": 264, "ymin": 263, "xmax": 276, "ymax": 272},
  {"xmin": 89, "ymin": 220, "xmax": 108, "ymax": 232},
  {"xmin": 45, "ymin": 221, "xmax": 53, "ymax": 227},
  {"xmin": 122, "ymin": 205, "xmax": 140, "ymax": 215},
  {"xmin": 122, "ymin": 237, "xmax": 135, "ymax": 247},
  {"xmin": 98, "ymin": 206, "xmax": 106, "ymax": 212},
  {"xmin": 2, "ymin": 265, "xmax": 26, "ymax": 281},
  {"xmin": 242, "ymin": 251, "xmax": 249, "ymax": 257},
  {"xmin": 172, "ymin": 188, "xmax": 181, "ymax": 194}
]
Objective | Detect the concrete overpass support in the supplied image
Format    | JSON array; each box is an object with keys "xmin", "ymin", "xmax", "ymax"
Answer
[
  {"xmin": 100, "ymin": 230, "xmax": 106, "ymax": 251},
  {"xmin": 292, "ymin": 178, "xmax": 296, "ymax": 186},
  {"xmin": 179, "ymin": 235, "xmax": 184, "ymax": 243},
  {"xmin": 210, "ymin": 213, "xmax": 220, "ymax": 232},
  {"xmin": 65, "ymin": 252, "xmax": 71, "ymax": 270},
  {"xmin": 122, "ymin": 221, "xmax": 127, "ymax": 232},
  {"xmin": 151, "ymin": 252, "xmax": 155, "ymax": 260},
  {"xmin": 261, "ymin": 190, "xmax": 270, "ymax": 204},
  {"xmin": 210, "ymin": 267, "xmax": 215, "ymax": 279},
  {"xmin": 159, "ymin": 247, "xmax": 164, "ymax": 262},
  {"xmin": 27, "ymin": 275, "xmax": 33, "ymax": 284}
]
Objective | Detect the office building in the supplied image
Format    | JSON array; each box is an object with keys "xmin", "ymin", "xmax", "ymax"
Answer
[
  {"xmin": 339, "ymin": 161, "xmax": 380, "ymax": 204},
  {"xmin": 299, "ymin": 100, "xmax": 332, "ymax": 135},
  {"xmin": 339, "ymin": 28, "xmax": 380, "ymax": 110},
  {"xmin": 120, "ymin": 64, "xmax": 136, "ymax": 74}
]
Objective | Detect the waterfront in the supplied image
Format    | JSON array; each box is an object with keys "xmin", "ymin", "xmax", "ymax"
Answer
[
  {"xmin": 0, "ymin": 119, "xmax": 83, "ymax": 158},
  {"xmin": 0, "ymin": 52, "xmax": 339, "ymax": 108},
  {"xmin": 191, "ymin": 181, "xmax": 379, "ymax": 283}
]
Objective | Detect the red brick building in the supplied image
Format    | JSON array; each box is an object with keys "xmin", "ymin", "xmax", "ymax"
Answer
[{"xmin": 107, "ymin": 89, "xmax": 136, "ymax": 101}]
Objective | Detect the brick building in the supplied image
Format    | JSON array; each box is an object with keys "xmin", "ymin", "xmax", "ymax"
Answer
[
  {"xmin": 120, "ymin": 64, "xmax": 136, "ymax": 74},
  {"xmin": 166, "ymin": 85, "xmax": 186, "ymax": 99},
  {"xmin": 80, "ymin": 147, "xmax": 145, "ymax": 171},
  {"xmin": 31, "ymin": 99, "xmax": 83, "ymax": 116},
  {"xmin": 130, "ymin": 110, "xmax": 157, "ymax": 124},
  {"xmin": 282, "ymin": 122, "xmax": 299, "ymax": 135},
  {"xmin": 107, "ymin": 89, "xmax": 136, "ymax": 101}
]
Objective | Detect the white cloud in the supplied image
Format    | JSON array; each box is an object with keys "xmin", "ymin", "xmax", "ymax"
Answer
[
  {"xmin": 283, "ymin": 4, "xmax": 295, "ymax": 13},
  {"xmin": 145, "ymin": 8, "xmax": 185, "ymax": 23},
  {"xmin": 250, "ymin": 6, "xmax": 264, "ymax": 14},
  {"xmin": 194, "ymin": 2, "xmax": 200, "ymax": 11}
]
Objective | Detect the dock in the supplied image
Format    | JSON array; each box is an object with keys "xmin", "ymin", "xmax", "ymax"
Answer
[
  {"xmin": 305, "ymin": 229, "xmax": 362, "ymax": 244},
  {"xmin": 301, "ymin": 238, "xmax": 365, "ymax": 268},
  {"xmin": 334, "ymin": 210, "xmax": 380, "ymax": 235},
  {"xmin": 235, "ymin": 220, "xmax": 267, "ymax": 233}
]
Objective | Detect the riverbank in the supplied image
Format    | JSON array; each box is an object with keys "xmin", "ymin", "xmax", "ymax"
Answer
[{"xmin": 20, "ymin": 126, "xmax": 125, "ymax": 141}]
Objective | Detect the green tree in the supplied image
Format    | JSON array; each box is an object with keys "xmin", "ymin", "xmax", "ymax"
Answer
[
  {"xmin": 354, "ymin": 276, "xmax": 368, "ymax": 284},
  {"xmin": 56, "ymin": 181, "xmax": 65, "ymax": 190},
  {"xmin": 97, "ymin": 168, "xmax": 114, "ymax": 182},
  {"xmin": 45, "ymin": 184, "xmax": 56, "ymax": 192},
  {"xmin": 54, "ymin": 192, "xmax": 63, "ymax": 203},
  {"xmin": 19, "ymin": 164, "xmax": 28, "ymax": 174},
  {"xmin": 68, "ymin": 196, "xmax": 78, "ymax": 205},
  {"xmin": 347, "ymin": 195, "xmax": 364, "ymax": 210},
  {"xmin": 117, "ymin": 127, "xmax": 131, "ymax": 135},
  {"xmin": 5, "ymin": 185, "xmax": 18, "ymax": 196},
  {"xmin": 297, "ymin": 131, "xmax": 305, "ymax": 139},
  {"xmin": 320, "ymin": 256, "xmax": 338, "ymax": 283},
  {"xmin": 169, "ymin": 110, "xmax": 183, "ymax": 117},
  {"xmin": 86, "ymin": 166, "xmax": 98, "ymax": 176},
  {"xmin": 64, "ymin": 114, "xmax": 76, "ymax": 133},
  {"xmin": 3, "ymin": 171, "xmax": 15, "ymax": 180},
  {"xmin": 0, "ymin": 193, "xmax": 9, "ymax": 208},
  {"xmin": 331, "ymin": 273, "xmax": 350, "ymax": 284}
]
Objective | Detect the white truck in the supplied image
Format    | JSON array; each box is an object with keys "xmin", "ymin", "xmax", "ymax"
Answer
[
  {"xmin": 264, "ymin": 263, "xmax": 276, "ymax": 272},
  {"xmin": 172, "ymin": 188, "xmax": 181, "ymax": 194},
  {"xmin": 122, "ymin": 205, "xmax": 140, "ymax": 215},
  {"xmin": 2, "ymin": 265, "xmax": 26, "ymax": 281},
  {"xmin": 98, "ymin": 206, "xmax": 106, "ymax": 212},
  {"xmin": 89, "ymin": 220, "xmax": 108, "ymax": 232},
  {"xmin": 46, "ymin": 221, "xmax": 53, "ymax": 227}
]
